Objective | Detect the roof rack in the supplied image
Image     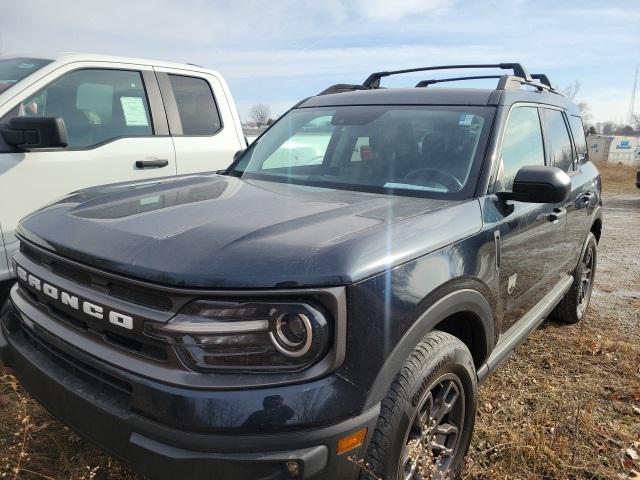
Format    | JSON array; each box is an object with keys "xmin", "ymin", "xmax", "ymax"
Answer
[
  {"xmin": 415, "ymin": 75, "xmax": 503, "ymax": 87},
  {"xmin": 362, "ymin": 63, "xmax": 532, "ymax": 88},
  {"xmin": 531, "ymin": 73, "xmax": 555, "ymax": 90},
  {"xmin": 317, "ymin": 63, "xmax": 562, "ymax": 96}
]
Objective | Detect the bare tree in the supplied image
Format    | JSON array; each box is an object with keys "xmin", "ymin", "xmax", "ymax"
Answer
[
  {"xmin": 577, "ymin": 101, "xmax": 592, "ymax": 125},
  {"xmin": 250, "ymin": 104, "xmax": 271, "ymax": 126},
  {"xmin": 563, "ymin": 80, "xmax": 581, "ymax": 101},
  {"xmin": 630, "ymin": 114, "xmax": 640, "ymax": 133},
  {"xmin": 601, "ymin": 121, "xmax": 617, "ymax": 135}
]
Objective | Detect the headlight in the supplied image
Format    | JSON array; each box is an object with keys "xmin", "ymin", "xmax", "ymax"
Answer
[{"xmin": 145, "ymin": 300, "xmax": 331, "ymax": 373}]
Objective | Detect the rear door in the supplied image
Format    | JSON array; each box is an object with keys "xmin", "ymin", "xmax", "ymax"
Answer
[
  {"xmin": 0, "ymin": 62, "xmax": 176, "ymax": 271},
  {"xmin": 561, "ymin": 113, "xmax": 595, "ymax": 265},
  {"xmin": 491, "ymin": 105, "xmax": 568, "ymax": 332},
  {"xmin": 154, "ymin": 68, "xmax": 242, "ymax": 174}
]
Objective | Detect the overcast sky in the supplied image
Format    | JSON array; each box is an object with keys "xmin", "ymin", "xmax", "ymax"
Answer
[{"xmin": 1, "ymin": 0, "xmax": 639, "ymax": 123}]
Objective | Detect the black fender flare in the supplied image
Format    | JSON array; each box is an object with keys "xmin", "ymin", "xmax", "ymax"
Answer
[
  {"xmin": 363, "ymin": 287, "xmax": 494, "ymax": 410},
  {"xmin": 589, "ymin": 205, "xmax": 603, "ymax": 234}
]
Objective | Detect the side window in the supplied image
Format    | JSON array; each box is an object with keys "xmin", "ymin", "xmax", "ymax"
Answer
[
  {"xmin": 168, "ymin": 75, "xmax": 221, "ymax": 135},
  {"xmin": 500, "ymin": 107, "xmax": 545, "ymax": 191},
  {"xmin": 545, "ymin": 109, "xmax": 575, "ymax": 173},
  {"xmin": 1, "ymin": 69, "xmax": 153, "ymax": 149},
  {"xmin": 568, "ymin": 115, "xmax": 588, "ymax": 164}
]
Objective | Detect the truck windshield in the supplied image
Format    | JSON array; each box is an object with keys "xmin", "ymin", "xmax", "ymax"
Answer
[
  {"xmin": 0, "ymin": 57, "xmax": 52, "ymax": 93},
  {"xmin": 231, "ymin": 105, "xmax": 493, "ymax": 199}
]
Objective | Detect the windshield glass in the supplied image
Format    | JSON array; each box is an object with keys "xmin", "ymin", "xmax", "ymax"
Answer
[
  {"xmin": 0, "ymin": 57, "xmax": 52, "ymax": 94},
  {"xmin": 231, "ymin": 105, "xmax": 493, "ymax": 199}
]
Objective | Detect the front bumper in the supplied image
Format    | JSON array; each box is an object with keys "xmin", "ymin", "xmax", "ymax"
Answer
[{"xmin": 0, "ymin": 286, "xmax": 379, "ymax": 480}]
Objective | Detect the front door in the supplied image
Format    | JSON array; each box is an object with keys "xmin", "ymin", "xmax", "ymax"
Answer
[{"xmin": 488, "ymin": 105, "xmax": 568, "ymax": 333}]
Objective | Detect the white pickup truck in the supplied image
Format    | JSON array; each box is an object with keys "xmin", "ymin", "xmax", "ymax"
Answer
[{"xmin": 0, "ymin": 54, "xmax": 246, "ymax": 290}]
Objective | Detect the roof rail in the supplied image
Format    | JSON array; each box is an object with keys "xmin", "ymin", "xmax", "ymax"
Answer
[
  {"xmin": 363, "ymin": 63, "xmax": 532, "ymax": 88},
  {"xmin": 531, "ymin": 73, "xmax": 555, "ymax": 90},
  {"xmin": 317, "ymin": 83, "xmax": 368, "ymax": 95}
]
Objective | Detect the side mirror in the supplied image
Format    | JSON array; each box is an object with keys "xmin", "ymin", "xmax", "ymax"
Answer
[
  {"xmin": 233, "ymin": 149, "xmax": 246, "ymax": 161},
  {"xmin": 0, "ymin": 116, "xmax": 68, "ymax": 150},
  {"xmin": 496, "ymin": 165, "xmax": 571, "ymax": 204}
]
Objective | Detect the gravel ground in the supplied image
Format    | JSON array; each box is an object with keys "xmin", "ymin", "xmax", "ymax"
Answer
[
  {"xmin": 464, "ymin": 187, "xmax": 640, "ymax": 480},
  {"xmin": 592, "ymin": 192, "xmax": 640, "ymax": 335}
]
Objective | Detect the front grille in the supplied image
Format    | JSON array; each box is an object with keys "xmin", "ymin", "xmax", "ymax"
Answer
[
  {"xmin": 21, "ymin": 243, "xmax": 173, "ymax": 311},
  {"xmin": 18, "ymin": 283, "xmax": 169, "ymax": 362},
  {"xmin": 19, "ymin": 320, "xmax": 133, "ymax": 407}
]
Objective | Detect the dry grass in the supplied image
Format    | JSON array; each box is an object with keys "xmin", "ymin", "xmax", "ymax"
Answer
[
  {"xmin": 0, "ymin": 163, "xmax": 638, "ymax": 480},
  {"xmin": 464, "ymin": 319, "xmax": 640, "ymax": 480},
  {"xmin": 595, "ymin": 161, "xmax": 639, "ymax": 194}
]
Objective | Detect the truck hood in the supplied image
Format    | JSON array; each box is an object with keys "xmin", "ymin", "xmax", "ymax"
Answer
[{"xmin": 18, "ymin": 174, "xmax": 482, "ymax": 288}]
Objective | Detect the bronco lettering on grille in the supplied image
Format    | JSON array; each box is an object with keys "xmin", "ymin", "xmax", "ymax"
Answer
[{"xmin": 16, "ymin": 265, "xmax": 134, "ymax": 330}]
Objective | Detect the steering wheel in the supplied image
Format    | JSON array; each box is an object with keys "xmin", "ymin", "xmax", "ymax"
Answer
[{"xmin": 403, "ymin": 167, "xmax": 463, "ymax": 191}]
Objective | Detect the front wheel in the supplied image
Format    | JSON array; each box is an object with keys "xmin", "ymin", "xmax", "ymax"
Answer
[
  {"xmin": 361, "ymin": 331, "xmax": 477, "ymax": 480},
  {"xmin": 552, "ymin": 232, "xmax": 597, "ymax": 324}
]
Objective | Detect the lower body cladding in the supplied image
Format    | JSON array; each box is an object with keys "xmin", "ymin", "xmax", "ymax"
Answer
[{"xmin": 0, "ymin": 286, "xmax": 379, "ymax": 480}]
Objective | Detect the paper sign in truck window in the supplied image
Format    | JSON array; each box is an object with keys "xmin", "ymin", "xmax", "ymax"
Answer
[{"xmin": 120, "ymin": 96, "xmax": 149, "ymax": 126}]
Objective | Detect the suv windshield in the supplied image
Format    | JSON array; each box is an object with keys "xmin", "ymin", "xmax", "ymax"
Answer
[
  {"xmin": 0, "ymin": 57, "xmax": 52, "ymax": 94},
  {"xmin": 231, "ymin": 105, "xmax": 493, "ymax": 198}
]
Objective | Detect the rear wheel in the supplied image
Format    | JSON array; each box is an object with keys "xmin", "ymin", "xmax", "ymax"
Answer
[
  {"xmin": 552, "ymin": 232, "xmax": 597, "ymax": 324},
  {"xmin": 361, "ymin": 331, "xmax": 477, "ymax": 480}
]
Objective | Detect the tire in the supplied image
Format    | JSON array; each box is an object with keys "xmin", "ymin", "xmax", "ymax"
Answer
[
  {"xmin": 552, "ymin": 232, "xmax": 597, "ymax": 325},
  {"xmin": 361, "ymin": 331, "xmax": 477, "ymax": 480}
]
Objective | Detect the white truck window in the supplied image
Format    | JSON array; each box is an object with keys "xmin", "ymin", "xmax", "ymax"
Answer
[
  {"xmin": 2, "ymin": 69, "xmax": 153, "ymax": 148},
  {"xmin": 168, "ymin": 75, "xmax": 221, "ymax": 135}
]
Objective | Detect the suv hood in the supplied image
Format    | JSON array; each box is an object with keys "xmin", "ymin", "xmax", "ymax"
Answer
[{"xmin": 18, "ymin": 174, "xmax": 481, "ymax": 288}]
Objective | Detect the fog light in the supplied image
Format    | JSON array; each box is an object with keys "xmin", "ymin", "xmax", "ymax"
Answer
[
  {"xmin": 284, "ymin": 459, "xmax": 302, "ymax": 478},
  {"xmin": 337, "ymin": 428, "xmax": 368, "ymax": 455}
]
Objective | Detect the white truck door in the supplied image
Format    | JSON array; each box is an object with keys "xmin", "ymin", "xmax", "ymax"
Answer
[
  {"xmin": 0, "ymin": 62, "xmax": 176, "ymax": 281},
  {"xmin": 153, "ymin": 67, "xmax": 244, "ymax": 174}
]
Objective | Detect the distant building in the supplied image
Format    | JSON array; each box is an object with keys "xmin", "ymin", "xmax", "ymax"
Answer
[{"xmin": 587, "ymin": 134, "xmax": 640, "ymax": 165}]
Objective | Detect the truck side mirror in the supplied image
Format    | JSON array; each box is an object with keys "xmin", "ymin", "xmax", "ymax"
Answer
[
  {"xmin": 496, "ymin": 165, "xmax": 571, "ymax": 204},
  {"xmin": 233, "ymin": 149, "xmax": 246, "ymax": 161},
  {"xmin": 0, "ymin": 116, "xmax": 68, "ymax": 150}
]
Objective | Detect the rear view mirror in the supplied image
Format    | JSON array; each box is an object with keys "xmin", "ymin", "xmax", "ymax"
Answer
[
  {"xmin": 1, "ymin": 116, "xmax": 68, "ymax": 150},
  {"xmin": 497, "ymin": 165, "xmax": 571, "ymax": 204}
]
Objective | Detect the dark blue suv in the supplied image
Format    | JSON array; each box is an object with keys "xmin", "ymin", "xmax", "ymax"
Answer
[{"xmin": 0, "ymin": 64, "xmax": 602, "ymax": 480}]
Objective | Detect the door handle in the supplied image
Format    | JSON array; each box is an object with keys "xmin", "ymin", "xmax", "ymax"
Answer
[
  {"xmin": 548, "ymin": 207, "xmax": 566, "ymax": 223},
  {"xmin": 136, "ymin": 159, "xmax": 169, "ymax": 169},
  {"xmin": 579, "ymin": 191, "xmax": 594, "ymax": 205}
]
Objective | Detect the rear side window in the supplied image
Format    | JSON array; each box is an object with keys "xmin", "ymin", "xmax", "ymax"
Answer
[
  {"xmin": 168, "ymin": 75, "xmax": 221, "ymax": 135},
  {"xmin": 545, "ymin": 109, "xmax": 575, "ymax": 173},
  {"xmin": 500, "ymin": 107, "xmax": 545, "ymax": 191},
  {"xmin": 568, "ymin": 115, "xmax": 588, "ymax": 163},
  {"xmin": 1, "ymin": 68, "xmax": 153, "ymax": 148}
]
